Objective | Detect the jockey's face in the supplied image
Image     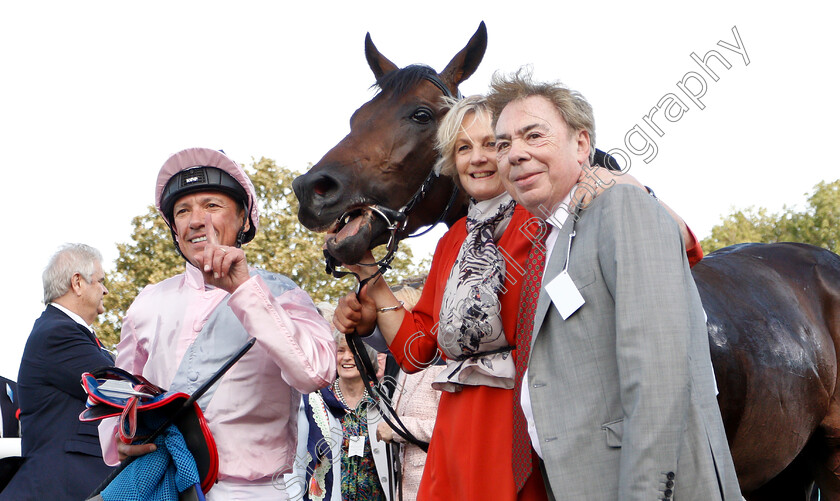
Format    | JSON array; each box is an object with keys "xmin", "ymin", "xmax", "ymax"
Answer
[{"xmin": 172, "ymin": 191, "xmax": 246, "ymax": 267}]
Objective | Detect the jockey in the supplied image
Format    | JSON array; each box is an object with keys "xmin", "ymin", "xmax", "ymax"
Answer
[{"xmin": 98, "ymin": 147, "xmax": 336, "ymax": 500}]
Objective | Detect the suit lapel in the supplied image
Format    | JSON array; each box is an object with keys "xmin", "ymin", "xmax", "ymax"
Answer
[{"xmin": 531, "ymin": 210, "xmax": 578, "ymax": 347}]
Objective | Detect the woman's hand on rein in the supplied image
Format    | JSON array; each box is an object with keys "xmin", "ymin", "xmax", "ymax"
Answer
[{"xmin": 333, "ymin": 283, "xmax": 378, "ymax": 337}]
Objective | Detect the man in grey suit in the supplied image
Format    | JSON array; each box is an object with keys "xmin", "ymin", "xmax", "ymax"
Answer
[{"xmin": 488, "ymin": 72, "xmax": 741, "ymax": 500}]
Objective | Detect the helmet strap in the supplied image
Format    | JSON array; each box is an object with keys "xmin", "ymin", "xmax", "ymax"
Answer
[{"xmin": 235, "ymin": 205, "xmax": 249, "ymax": 248}]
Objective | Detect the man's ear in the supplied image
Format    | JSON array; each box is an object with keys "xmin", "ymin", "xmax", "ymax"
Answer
[
  {"xmin": 70, "ymin": 273, "xmax": 83, "ymax": 296},
  {"xmin": 173, "ymin": 226, "xmax": 184, "ymax": 247},
  {"xmin": 241, "ymin": 208, "xmax": 251, "ymax": 233},
  {"xmin": 576, "ymin": 129, "xmax": 591, "ymax": 165}
]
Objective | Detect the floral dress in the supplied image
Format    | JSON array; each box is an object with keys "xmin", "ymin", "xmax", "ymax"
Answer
[{"xmin": 338, "ymin": 398, "xmax": 386, "ymax": 501}]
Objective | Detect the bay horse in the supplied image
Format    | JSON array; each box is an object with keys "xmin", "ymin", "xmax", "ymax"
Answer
[{"xmin": 292, "ymin": 22, "xmax": 840, "ymax": 500}]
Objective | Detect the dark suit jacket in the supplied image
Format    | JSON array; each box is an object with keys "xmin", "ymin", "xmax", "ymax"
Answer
[
  {"xmin": 0, "ymin": 376, "xmax": 18, "ymax": 439},
  {"xmin": 0, "ymin": 305, "xmax": 115, "ymax": 500}
]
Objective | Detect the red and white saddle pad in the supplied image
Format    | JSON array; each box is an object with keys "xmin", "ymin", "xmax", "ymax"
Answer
[{"xmin": 79, "ymin": 367, "xmax": 218, "ymax": 494}]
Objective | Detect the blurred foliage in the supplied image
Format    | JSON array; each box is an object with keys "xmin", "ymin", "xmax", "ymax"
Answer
[
  {"xmin": 97, "ymin": 157, "xmax": 426, "ymax": 347},
  {"xmin": 701, "ymin": 179, "xmax": 840, "ymax": 254}
]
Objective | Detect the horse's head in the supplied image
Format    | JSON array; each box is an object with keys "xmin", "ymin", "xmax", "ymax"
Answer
[{"xmin": 293, "ymin": 22, "xmax": 487, "ymax": 265}]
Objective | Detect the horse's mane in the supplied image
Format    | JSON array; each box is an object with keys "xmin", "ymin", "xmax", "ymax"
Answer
[{"xmin": 373, "ymin": 64, "xmax": 439, "ymax": 95}]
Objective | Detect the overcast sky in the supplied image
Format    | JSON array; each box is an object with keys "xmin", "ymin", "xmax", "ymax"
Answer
[{"xmin": 2, "ymin": 1, "xmax": 837, "ymax": 377}]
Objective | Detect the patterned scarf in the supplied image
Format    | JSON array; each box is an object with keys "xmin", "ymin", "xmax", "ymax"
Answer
[{"xmin": 434, "ymin": 192, "xmax": 517, "ymax": 392}]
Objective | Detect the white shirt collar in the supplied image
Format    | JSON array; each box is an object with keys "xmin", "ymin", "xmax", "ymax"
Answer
[
  {"xmin": 542, "ymin": 188, "xmax": 577, "ymax": 280},
  {"xmin": 544, "ymin": 186, "xmax": 576, "ymax": 230},
  {"xmin": 50, "ymin": 302, "xmax": 94, "ymax": 333}
]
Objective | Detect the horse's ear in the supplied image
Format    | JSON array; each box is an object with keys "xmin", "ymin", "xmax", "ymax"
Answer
[
  {"xmin": 440, "ymin": 21, "xmax": 488, "ymax": 93},
  {"xmin": 365, "ymin": 32, "xmax": 399, "ymax": 80}
]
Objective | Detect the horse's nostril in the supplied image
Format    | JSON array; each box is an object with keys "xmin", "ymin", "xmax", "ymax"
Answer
[{"xmin": 313, "ymin": 176, "xmax": 338, "ymax": 197}]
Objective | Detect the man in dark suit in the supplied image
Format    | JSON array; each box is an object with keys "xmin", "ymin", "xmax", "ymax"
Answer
[{"xmin": 0, "ymin": 244, "xmax": 115, "ymax": 500}]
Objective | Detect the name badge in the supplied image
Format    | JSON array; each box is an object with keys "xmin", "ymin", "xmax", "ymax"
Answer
[
  {"xmin": 349, "ymin": 435, "xmax": 366, "ymax": 457},
  {"xmin": 546, "ymin": 269, "xmax": 585, "ymax": 320}
]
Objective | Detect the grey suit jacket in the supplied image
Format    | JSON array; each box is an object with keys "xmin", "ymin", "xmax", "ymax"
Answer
[{"xmin": 527, "ymin": 185, "xmax": 740, "ymax": 500}]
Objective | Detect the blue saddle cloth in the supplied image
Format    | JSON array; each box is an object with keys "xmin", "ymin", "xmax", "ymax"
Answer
[{"xmin": 101, "ymin": 424, "xmax": 203, "ymax": 501}]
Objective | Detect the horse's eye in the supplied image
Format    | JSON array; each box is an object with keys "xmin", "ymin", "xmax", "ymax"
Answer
[{"xmin": 411, "ymin": 108, "xmax": 433, "ymax": 124}]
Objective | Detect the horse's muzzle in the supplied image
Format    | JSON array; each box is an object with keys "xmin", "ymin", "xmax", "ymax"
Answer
[{"xmin": 293, "ymin": 170, "xmax": 348, "ymax": 231}]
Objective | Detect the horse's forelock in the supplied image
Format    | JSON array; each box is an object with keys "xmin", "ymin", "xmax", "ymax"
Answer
[{"xmin": 372, "ymin": 64, "xmax": 440, "ymax": 97}]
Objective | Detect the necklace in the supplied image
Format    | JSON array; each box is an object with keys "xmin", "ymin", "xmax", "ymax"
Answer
[
  {"xmin": 333, "ymin": 379, "xmax": 347, "ymax": 407},
  {"xmin": 333, "ymin": 379, "xmax": 368, "ymax": 411}
]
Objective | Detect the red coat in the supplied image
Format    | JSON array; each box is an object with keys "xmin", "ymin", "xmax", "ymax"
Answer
[{"xmin": 389, "ymin": 205, "xmax": 548, "ymax": 501}]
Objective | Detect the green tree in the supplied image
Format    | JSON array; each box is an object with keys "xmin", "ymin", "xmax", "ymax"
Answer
[
  {"xmin": 701, "ymin": 179, "xmax": 840, "ymax": 254},
  {"xmin": 97, "ymin": 157, "xmax": 425, "ymax": 347}
]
